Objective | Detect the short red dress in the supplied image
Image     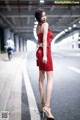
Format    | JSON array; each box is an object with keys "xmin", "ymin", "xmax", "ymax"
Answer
[{"xmin": 36, "ymin": 29, "xmax": 53, "ymax": 71}]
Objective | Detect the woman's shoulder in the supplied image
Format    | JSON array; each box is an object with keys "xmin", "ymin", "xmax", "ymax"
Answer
[
  {"xmin": 42, "ymin": 22, "xmax": 49, "ymax": 26},
  {"xmin": 42, "ymin": 22, "xmax": 49, "ymax": 30}
]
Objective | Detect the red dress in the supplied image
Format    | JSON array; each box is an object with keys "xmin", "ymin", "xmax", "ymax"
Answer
[{"xmin": 36, "ymin": 29, "xmax": 53, "ymax": 71}]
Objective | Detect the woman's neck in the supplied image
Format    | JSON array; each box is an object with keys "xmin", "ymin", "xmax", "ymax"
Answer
[{"xmin": 39, "ymin": 21, "xmax": 46, "ymax": 25}]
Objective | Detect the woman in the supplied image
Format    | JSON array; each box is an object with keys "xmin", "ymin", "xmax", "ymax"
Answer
[{"xmin": 35, "ymin": 9, "xmax": 54, "ymax": 119}]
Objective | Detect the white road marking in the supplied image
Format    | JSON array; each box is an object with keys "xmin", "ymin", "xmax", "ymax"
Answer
[
  {"xmin": 23, "ymin": 59, "xmax": 40, "ymax": 120},
  {"xmin": 68, "ymin": 66, "xmax": 80, "ymax": 74}
]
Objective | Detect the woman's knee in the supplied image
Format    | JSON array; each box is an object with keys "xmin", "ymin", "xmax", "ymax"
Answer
[
  {"xmin": 39, "ymin": 70, "xmax": 45, "ymax": 80},
  {"xmin": 46, "ymin": 71, "xmax": 53, "ymax": 80}
]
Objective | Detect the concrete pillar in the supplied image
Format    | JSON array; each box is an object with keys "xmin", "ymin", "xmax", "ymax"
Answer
[
  {"xmin": 23, "ymin": 39, "xmax": 27, "ymax": 51},
  {"xmin": 0, "ymin": 36, "xmax": 1, "ymax": 53},
  {"xmin": 78, "ymin": 33, "xmax": 80, "ymax": 48},
  {"xmin": 74, "ymin": 32, "xmax": 79, "ymax": 49},
  {"xmin": 4, "ymin": 27, "xmax": 10, "ymax": 45},
  {"xmin": 23, "ymin": 38, "xmax": 24, "ymax": 51},
  {"xmin": 14, "ymin": 34, "xmax": 19, "ymax": 52},
  {"xmin": 22, "ymin": 38, "xmax": 24, "ymax": 51},
  {"xmin": 0, "ymin": 28, "xmax": 4, "ymax": 52},
  {"xmin": 19, "ymin": 37, "xmax": 23, "ymax": 52},
  {"xmin": 10, "ymin": 31, "xmax": 14, "ymax": 42}
]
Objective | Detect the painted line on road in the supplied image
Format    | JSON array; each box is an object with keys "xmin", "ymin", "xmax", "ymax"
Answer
[
  {"xmin": 22, "ymin": 59, "xmax": 40, "ymax": 120},
  {"xmin": 68, "ymin": 66, "xmax": 80, "ymax": 74}
]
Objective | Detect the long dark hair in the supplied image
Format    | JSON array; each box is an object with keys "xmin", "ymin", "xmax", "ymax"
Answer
[{"xmin": 35, "ymin": 9, "xmax": 45, "ymax": 22}]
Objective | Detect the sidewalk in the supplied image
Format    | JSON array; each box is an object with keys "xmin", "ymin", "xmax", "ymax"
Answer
[
  {"xmin": 0, "ymin": 52, "xmax": 40, "ymax": 120},
  {"xmin": 0, "ymin": 52, "xmax": 26, "ymax": 120},
  {"xmin": 0, "ymin": 52, "xmax": 26, "ymax": 60}
]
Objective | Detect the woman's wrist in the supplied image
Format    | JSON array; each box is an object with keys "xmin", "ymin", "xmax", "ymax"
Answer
[
  {"xmin": 43, "ymin": 56, "xmax": 47, "ymax": 60},
  {"xmin": 43, "ymin": 53, "xmax": 47, "ymax": 62},
  {"xmin": 43, "ymin": 56, "xmax": 47, "ymax": 63}
]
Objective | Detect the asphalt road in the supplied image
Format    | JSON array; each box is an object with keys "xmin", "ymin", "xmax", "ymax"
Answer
[{"xmin": 27, "ymin": 50, "xmax": 80, "ymax": 120}]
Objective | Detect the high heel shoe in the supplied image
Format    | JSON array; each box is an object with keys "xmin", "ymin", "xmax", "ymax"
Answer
[{"xmin": 42, "ymin": 105, "xmax": 55, "ymax": 120}]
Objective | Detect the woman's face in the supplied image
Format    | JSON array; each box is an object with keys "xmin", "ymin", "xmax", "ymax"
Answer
[{"xmin": 41, "ymin": 11, "xmax": 47, "ymax": 22}]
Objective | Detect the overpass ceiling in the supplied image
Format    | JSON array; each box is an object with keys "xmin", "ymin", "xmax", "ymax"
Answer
[{"xmin": 0, "ymin": 0, "xmax": 80, "ymax": 39}]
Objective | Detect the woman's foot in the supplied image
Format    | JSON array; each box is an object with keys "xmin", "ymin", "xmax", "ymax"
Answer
[{"xmin": 43, "ymin": 105, "xmax": 55, "ymax": 119}]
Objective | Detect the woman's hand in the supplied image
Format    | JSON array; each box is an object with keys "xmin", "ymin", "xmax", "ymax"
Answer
[{"xmin": 43, "ymin": 56, "xmax": 47, "ymax": 63}]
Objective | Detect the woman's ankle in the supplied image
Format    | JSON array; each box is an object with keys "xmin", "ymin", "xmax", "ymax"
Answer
[{"xmin": 44, "ymin": 103, "xmax": 50, "ymax": 108}]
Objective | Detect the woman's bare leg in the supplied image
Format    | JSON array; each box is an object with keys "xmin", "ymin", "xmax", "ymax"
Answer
[
  {"xmin": 39, "ymin": 70, "xmax": 45, "ymax": 104},
  {"xmin": 46, "ymin": 71, "xmax": 53, "ymax": 106},
  {"xmin": 43, "ymin": 71, "xmax": 54, "ymax": 118}
]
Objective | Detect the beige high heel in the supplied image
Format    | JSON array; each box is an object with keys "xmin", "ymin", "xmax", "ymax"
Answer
[{"xmin": 42, "ymin": 105, "xmax": 55, "ymax": 120}]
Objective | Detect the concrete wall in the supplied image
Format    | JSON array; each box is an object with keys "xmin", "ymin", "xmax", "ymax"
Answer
[{"xmin": 52, "ymin": 31, "xmax": 80, "ymax": 51}]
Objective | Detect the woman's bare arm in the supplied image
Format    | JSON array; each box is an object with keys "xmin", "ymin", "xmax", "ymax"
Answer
[{"xmin": 42, "ymin": 22, "xmax": 48, "ymax": 63}]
